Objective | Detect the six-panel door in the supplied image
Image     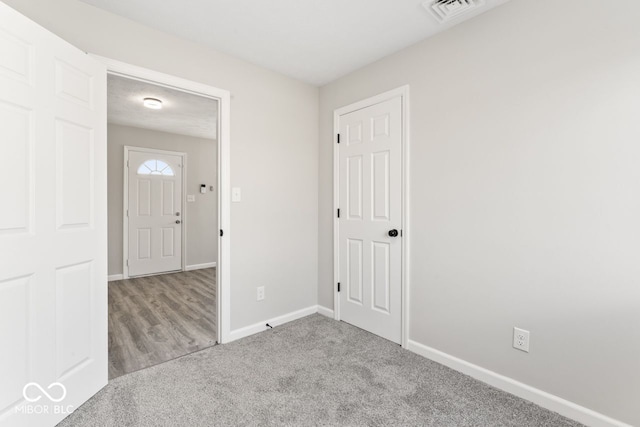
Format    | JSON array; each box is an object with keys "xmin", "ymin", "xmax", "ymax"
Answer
[
  {"xmin": 0, "ymin": 3, "xmax": 107, "ymax": 425},
  {"xmin": 338, "ymin": 96, "xmax": 403, "ymax": 344}
]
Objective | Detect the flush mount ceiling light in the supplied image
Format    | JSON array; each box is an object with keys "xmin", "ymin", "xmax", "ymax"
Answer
[
  {"xmin": 423, "ymin": 0, "xmax": 485, "ymax": 23},
  {"xmin": 143, "ymin": 97, "xmax": 163, "ymax": 109}
]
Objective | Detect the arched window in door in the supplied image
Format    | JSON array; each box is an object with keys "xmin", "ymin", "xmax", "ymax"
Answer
[{"xmin": 137, "ymin": 159, "xmax": 175, "ymax": 176}]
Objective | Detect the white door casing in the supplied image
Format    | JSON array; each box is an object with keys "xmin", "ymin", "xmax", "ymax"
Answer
[
  {"xmin": 93, "ymin": 55, "xmax": 233, "ymax": 344},
  {"xmin": 125, "ymin": 148, "xmax": 184, "ymax": 277},
  {"xmin": 0, "ymin": 3, "xmax": 107, "ymax": 426},
  {"xmin": 337, "ymin": 95, "xmax": 404, "ymax": 344}
]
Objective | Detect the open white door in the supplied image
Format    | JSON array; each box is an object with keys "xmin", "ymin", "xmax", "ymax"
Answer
[{"xmin": 0, "ymin": 3, "xmax": 107, "ymax": 426}]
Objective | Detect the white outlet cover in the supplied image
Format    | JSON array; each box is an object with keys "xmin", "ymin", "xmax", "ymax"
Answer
[
  {"xmin": 232, "ymin": 187, "xmax": 242, "ymax": 202},
  {"xmin": 187, "ymin": 195, "xmax": 196, "ymax": 202},
  {"xmin": 257, "ymin": 286, "xmax": 265, "ymax": 301},
  {"xmin": 513, "ymin": 327, "xmax": 530, "ymax": 353}
]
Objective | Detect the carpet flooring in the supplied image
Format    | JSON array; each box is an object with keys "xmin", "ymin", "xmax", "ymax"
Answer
[{"xmin": 59, "ymin": 314, "xmax": 582, "ymax": 427}]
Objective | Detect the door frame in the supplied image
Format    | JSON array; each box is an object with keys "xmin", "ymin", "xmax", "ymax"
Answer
[
  {"xmin": 92, "ymin": 55, "xmax": 232, "ymax": 344},
  {"xmin": 333, "ymin": 85, "xmax": 411, "ymax": 348},
  {"xmin": 123, "ymin": 146, "xmax": 187, "ymax": 278}
]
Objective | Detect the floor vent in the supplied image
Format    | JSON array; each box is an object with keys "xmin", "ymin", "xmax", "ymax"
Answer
[{"xmin": 423, "ymin": 0, "xmax": 486, "ymax": 23}]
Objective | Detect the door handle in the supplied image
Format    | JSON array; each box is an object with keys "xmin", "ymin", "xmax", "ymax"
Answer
[
  {"xmin": 388, "ymin": 229, "xmax": 399, "ymax": 237},
  {"xmin": 176, "ymin": 220, "xmax": 181, "ymax": 224},
  {"xmin": 176, "ymin": 212, "xmax": 180, "ymax": 216}
]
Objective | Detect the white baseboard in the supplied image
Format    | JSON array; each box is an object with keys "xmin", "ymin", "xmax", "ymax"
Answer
[
  {"xmin": 406, "ymin": 340, "xmax": 630, "ymax": 427},
  {"xmin": 317, "ymin": 305, "xmax": 334, "ymax": 318},
  {"xmin": 185, "ymin": 262, "xmax": 217, "ymax": 271},
  {"xmin": 227, "ymin": 305, "xmax": 318, "ymax": 343},
  {"xmin": 108, "ymin": 263, "xmax": 216, "ymax": 281}
]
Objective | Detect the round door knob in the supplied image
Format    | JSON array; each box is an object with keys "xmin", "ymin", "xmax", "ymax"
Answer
[
  {"xmin": 176, "ymin": 220, "xmax": 181, "ymax": 224},
  {"xmin": 388, "ymin": 229, "xmax": 399, "ymax": 237}
]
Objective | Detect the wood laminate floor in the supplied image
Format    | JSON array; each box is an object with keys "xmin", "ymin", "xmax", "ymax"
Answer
[{"xmin": 108, "ymin": 268, "xmax": 216, "ymax": 379}]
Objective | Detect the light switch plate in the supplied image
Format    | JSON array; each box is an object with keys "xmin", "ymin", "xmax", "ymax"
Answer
[{"xmin": 232, "ymin": 187, "xmax": 242, "ymax": 202}]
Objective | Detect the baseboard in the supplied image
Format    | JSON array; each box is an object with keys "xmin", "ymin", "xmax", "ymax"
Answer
[
  {"xmin": 108, "ymin": 263, "xmax": 216, "ymax": 281},
  {"xmin": 185, "ymin": 262, "xmax": 217, "ymax": 271},
  {"xmin": 317, "ymin": 305, "xmax": 334, "ymax": 318},
  {"xmin": 227, "ymin": 305, "xmax": 318, "ymax": 343},
  {"xmin": 406, "ymin": 340, "xmax": 630, "ymax": 427}
]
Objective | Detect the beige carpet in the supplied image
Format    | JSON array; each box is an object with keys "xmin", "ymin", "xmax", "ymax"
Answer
[{"xmin": 61, "ymin": 314, "xmax": 582, "ymax": 426}]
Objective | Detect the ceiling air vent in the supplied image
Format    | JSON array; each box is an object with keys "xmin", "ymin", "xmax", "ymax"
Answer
[{"xmin": 423, "ymin": 0, "xmax": 486, "ymax": 23}]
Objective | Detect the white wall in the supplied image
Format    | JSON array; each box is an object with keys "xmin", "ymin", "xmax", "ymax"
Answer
[
  {"xmin": 3, "ymin": 0, "xmax": 319, "ymax": 331},
  {"xmin": 107, "ymin": 124, "xmax": 217, "ymax": 276},
  {"xmin": 319, "ymin": 0, "xmax": 640, "ymax": 425}
]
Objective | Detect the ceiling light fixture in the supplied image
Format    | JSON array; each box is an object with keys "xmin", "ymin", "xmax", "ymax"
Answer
[{"xmin": 143, "ymin": 97, "xmax": 163, "ymax": 109}]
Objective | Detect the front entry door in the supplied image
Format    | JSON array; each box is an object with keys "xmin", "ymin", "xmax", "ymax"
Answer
[
  {"xmin": 338, "ymin": 96, "xmax": 403, "ymax": 344},
  {"xmin": 127, "ymin": 149, "xmax": 183, "ymax": 277},
  {"xmin": 0, "ymin": 3, "xmax": 107, "ymax": 426}
]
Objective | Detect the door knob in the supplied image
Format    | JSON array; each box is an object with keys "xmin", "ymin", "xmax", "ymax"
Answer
[
  {"xmin": 176, "ymin": 212, "xmax": 180, "ymax": 216},
  {"xmin": 176, "ymin": 220, "xmax": 181, "ymax": 224},
  {"xmin": 388, "ymin": 229, "xmax": 399, "ymax": 237}
]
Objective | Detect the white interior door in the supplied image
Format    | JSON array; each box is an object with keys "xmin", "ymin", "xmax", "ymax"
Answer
[
  {"xmin": 127, "ymin": 149, "xmax": 183, "ymax": 277},
  {"xmin": 0, "ymin": 3, "xmax": 107, "ymax": 426},
  {"xmin": 338, "ymin": 96, "xmax": 403, "ymax": 344}
]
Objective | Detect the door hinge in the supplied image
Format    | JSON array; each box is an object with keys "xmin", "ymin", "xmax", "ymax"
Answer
[
  {"xmin": 126, "ymin": 259, "xmax": 129, "ymax": 266},
  {"xmin": 337, "ymin": 282, "xmax": 341, "ymax": 292},
  {"xmin": 337, "ymin": 134, "xmax": 340, "ymax": 144},
  {"xmin": 220, "ymin": 229, "xmax": 224, "ymax": 237},
  {"xmin": 126, "ymin": 209, "xmax": 129, "ymax": 217},
  {"xmin": 337, "ymin": 208, "xmax": 340, "ymax": 218}
]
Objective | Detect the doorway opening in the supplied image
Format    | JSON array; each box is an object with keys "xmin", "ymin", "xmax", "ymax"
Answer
[{"xmin": 104, "ymin": 68, "xmax": 225, "ymax": 379}]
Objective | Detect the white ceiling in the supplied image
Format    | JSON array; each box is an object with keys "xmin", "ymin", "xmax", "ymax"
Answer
[
  {"xmin": 82, "ymin": 0, "xmax": 510, "ymax": 86},
  {"xmin": 108, "ymin": 74, "xmax": 218, "ymax": 140}
]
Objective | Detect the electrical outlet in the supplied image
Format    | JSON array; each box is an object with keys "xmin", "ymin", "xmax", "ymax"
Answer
[
  {"xmin": 513, "ymin": 327, "xmax": 530, "ymax": 352},
  {"xmin": 232, "ymin": 187, "xmax": 242, "ymax": 202},
  {"xmin": 257, "ymin": 286, "xmax": 265, "ymax": 301}
]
